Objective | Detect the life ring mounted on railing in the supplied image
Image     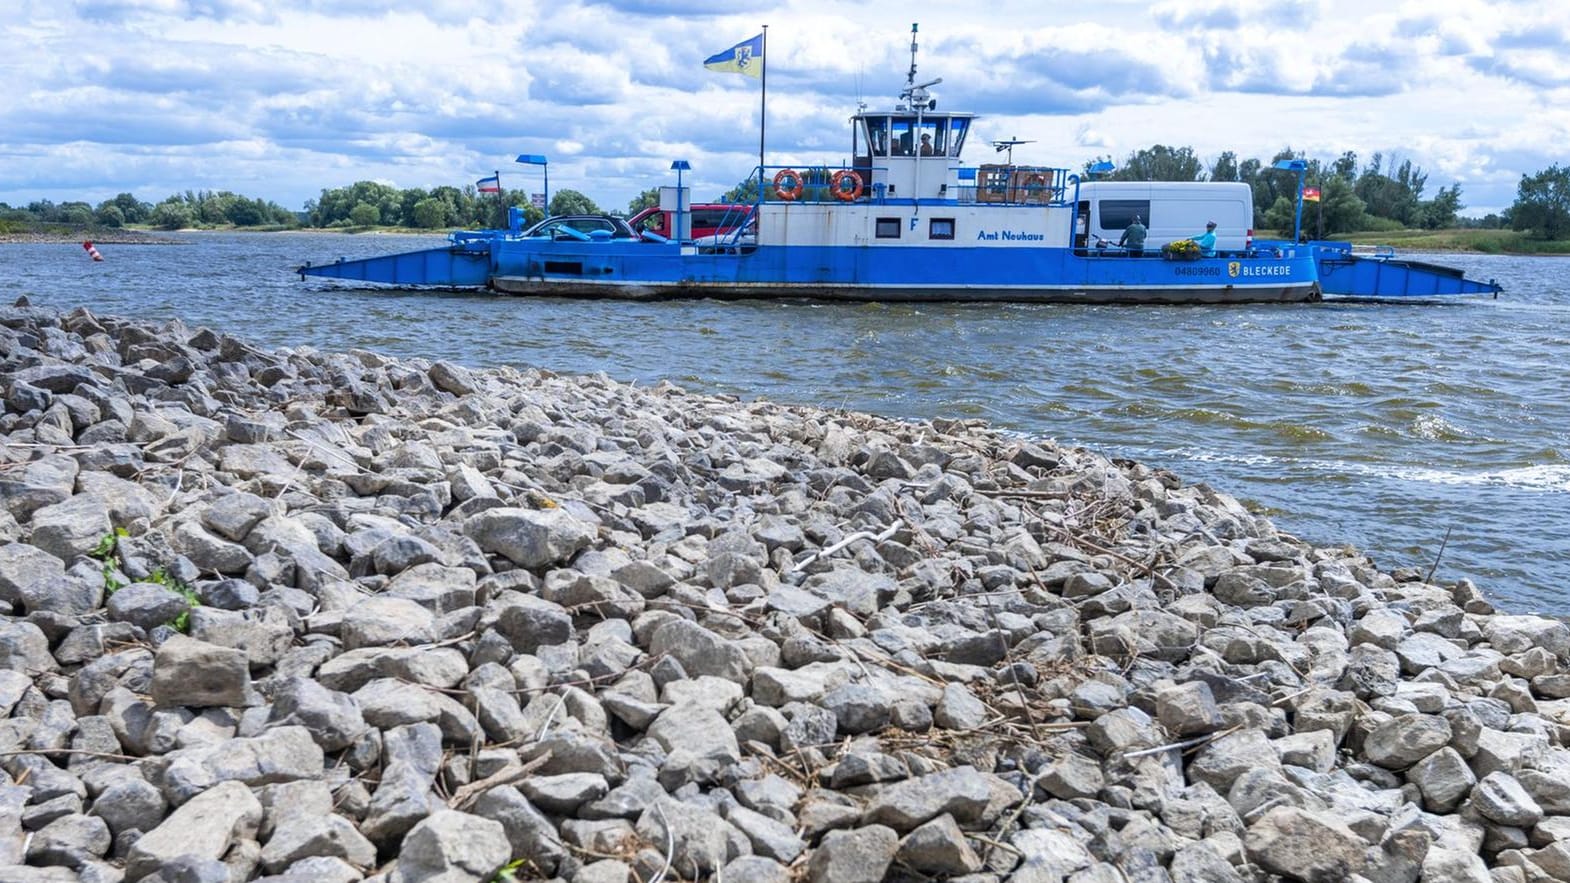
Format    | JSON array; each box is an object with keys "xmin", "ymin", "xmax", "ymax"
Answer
[
  {"xmin": 773, "ymin": 169, "xmax": 804, "ymax": 201},
  {"xmin": 829, "ymin": 170, "xmax": 864, "ymax": 202}
]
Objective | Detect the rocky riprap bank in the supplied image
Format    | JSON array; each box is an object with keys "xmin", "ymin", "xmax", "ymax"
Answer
[{"xmin": 2, "ymin": 305, "xmax": 1569, "ymax": 883}]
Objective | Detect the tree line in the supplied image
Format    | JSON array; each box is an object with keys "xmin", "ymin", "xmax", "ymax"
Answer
[
  {"xmin": 6, "ymin": 154, "xmax": 1570, "ymax": 241},
  {"xmin": 1081, "ymin": 145, "xmax": 1570, "ymax": 241},
  {"xmin": 1, "ymin": 191, "xmax": 298, "ymax": 230}
]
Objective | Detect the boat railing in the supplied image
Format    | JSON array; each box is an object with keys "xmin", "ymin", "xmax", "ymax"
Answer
[{"xmin": 748, "ymin": 164, "xmax": 1072, "ymax": 206}]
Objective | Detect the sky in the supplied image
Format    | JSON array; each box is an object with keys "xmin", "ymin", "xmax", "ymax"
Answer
[{"xmin": 2, "ymin": 0, "xmax": 1567, "ymax": 216}]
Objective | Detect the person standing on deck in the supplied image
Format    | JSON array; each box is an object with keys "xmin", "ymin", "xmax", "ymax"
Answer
[
  {"xmin": 1189, "ymin": 220, "xmax": 1218, "ymax": 257},
  {"xmin": 1118, "ymin": 215, "xmax": 1147, "ymax": 257}
]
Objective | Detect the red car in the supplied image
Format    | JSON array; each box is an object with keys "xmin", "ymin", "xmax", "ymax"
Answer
[{"xmin": 628, "ymin": 204, "xmax": 751, "ymax": 240}]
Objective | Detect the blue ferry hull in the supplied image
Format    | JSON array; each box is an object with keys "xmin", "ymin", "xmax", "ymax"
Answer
[{"xmin": 481, "ymin": 241, "xmax": 1318, "ymax": 303}]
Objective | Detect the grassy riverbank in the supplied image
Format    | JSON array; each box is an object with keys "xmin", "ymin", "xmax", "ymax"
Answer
[{"xmin": 1267, "ymin": 227, "xmax": 1570, "ymax": 255}]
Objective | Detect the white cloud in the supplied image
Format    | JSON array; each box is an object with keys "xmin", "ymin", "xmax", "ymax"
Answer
[{"xmin": 0, "ymin": 0, "xmax": 1562, "ymax": 213}]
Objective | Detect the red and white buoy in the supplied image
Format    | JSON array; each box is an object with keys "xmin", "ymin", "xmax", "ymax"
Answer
[{"xmin": 82, "ymin": 241, "xmax": 103, "ymax": 261}]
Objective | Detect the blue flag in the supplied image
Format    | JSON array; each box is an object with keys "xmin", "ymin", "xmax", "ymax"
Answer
[{"xmin": 704, "ymin": 34, "xmax": 763, "ymax": 78}]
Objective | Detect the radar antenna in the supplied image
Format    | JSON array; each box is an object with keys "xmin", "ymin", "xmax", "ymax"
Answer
[
  {"xmin": 899, "ymin": 22, "xmax": 941, "ymax": 110},
  {"xmin": 992, "ymin": 137, "xmax": 1036, "ymax": 165}
]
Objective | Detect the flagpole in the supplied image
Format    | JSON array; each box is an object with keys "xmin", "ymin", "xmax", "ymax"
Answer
[
  {"xmin": 759, "ymin": 25, "xmax": 768, "ymax": 185},
  {"xmin": 494, "ymin": 169, "xmax": 501, "ymax": 228}
]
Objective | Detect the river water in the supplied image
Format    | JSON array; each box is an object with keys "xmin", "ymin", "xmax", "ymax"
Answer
[{"xmin": 2, "ymin": 233, "xmax": 1566, "ymax": 614}]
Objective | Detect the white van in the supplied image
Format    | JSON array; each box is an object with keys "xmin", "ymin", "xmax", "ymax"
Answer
[{"xmin": 1076, "ymin": 182, "xmax": 1255, "ymax": 253}]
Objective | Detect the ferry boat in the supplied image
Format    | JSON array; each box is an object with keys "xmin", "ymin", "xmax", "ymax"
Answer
[{"xmin": 298, "ymin": 28, "xmax": 1499, "ymax": 304}]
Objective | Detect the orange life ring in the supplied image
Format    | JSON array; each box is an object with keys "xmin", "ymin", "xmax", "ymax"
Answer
[
  {"xmin": 773, "ymin": 169, "xmax": 803, "ymax": 201},
  {"xmin": 829, "ymin": 169, "xmax": 864, "ymax": 202}
]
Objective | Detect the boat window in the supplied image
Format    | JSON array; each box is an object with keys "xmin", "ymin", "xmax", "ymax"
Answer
[
  {"xmin": 947, "ymin": 118, "xmax": 969, "ymax": 157},
  {"xmin": 863, "ymin": 117, "xmax": 890, "ymax": 157},
  {"xmin": 929, "ymin": 218, "xmax": 955, "ymax": 240},
  {"xmin": 917, "ymin": 120, "xmax": 946, "ymax": 157},
  {"xmin": 1097, "ymin": 200, "xmax": 1150, "ymax": 231},
  {"xmin": 890, "ymin": 118, "xmax": 915, "ymax": 156},
  {"xmin": 875, "ymin": 217, "xmax": 901, "ymax": 238}
]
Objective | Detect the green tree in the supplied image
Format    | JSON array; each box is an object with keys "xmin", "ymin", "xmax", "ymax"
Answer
[
  {"xmin": 627, "ymin": 188, "xmax": 659, "ymax": 215},
  {"xmin": 548, "ymin": 189, "xmax": 599, "ymax": 215},
  {"xmin": 95, "ymin": 204, "xmax": 125, "ymax": 227},
  {"xmin": 1510, "ymin": 164, "xmax": 1570, "ymax": 240},
  {"xmin": 410, "ymin": 197, "xmax": 447, "ymax": 229},
  {"xmin": 348, "ymin": 202, "xmax": 381, "ymax": 226},
  {"xmin": 1108, "ymin": 145, "xmax": 1204, "ymax": 181},
  {"xmin": 150, "ymin": 202, "xmax": 193, "ymax": 229},
  {"xmin": 1418, "ymin": 184, "xmax": 1463, "ymax": 230},
  {"xmin": 1209, "ymin": 151, "xmax": 1239, "ymax": 183},
  {"xmin": 98, "ymin": 193, "xmax": 150, "ymax": 224},
  {"xmin": 720, "ymin": 176, "xmax": 759, "ymax": 203}
]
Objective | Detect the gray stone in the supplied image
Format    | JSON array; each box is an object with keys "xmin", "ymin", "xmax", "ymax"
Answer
[
  {"xmin": 519, "ymin": 773, "xmax": 608, "ymax": 815},
  {"xmin": 89, "ymin": 777, "xmax": 168, "ymax": 836},
  {"xmin": 1364, "ymin": 713, "xmax": 1452, "ymax": 770},
  {"xmin": 471, "ymin": 785, "xmax": 566, "ymax": 876},
  {"xmin": 895, "ymin": 812, "xmax": 983, "ymax": 876},
  {"xmin": 464, "ymin": 507, "xmax": 594, "ymax": 569},
  {"xmin": 25, "ymin": 813, "xmax": 111, "ymax": 867},
  {"xmin": 634, "ymin": 796, "xmax": 733, "ymax": 878},
  {"xmin": 126, "ymin": 780, "xmax": 263, "ymax": 881},
  {"xmin": 259, "ymin": 813, "xmax": 376, "ymax": 874},
  {"xmin": 721, "ymin": 856, "xmax": 791, "ymax": 883},
  {"xmin": 1407, "ymin": 746, "xmax": 1476, "ymax": 812},
  {"xmin": 29, "ymin": 497, "xmax": 110, "ymax": 563},
  {"xmin": 186, "ymin": 605, "xmax": 294, "ymax": 667},
  {"xmin": 1473, "ymin": 772, "xmax": 1543, "ymax": 828},
  {"xmin": 821, "ymin": 683, "xmax": 892, "ymax": 735},
  {"xmin": 108, "ymin": 582, "xmax": 191, "ymax": 631},
  {"xmin": 389, "ymin": 810, "xmax": 509, "ymax": 883},
  {"xmin": 1157, "ymin": 680, "xmax": 1224, "ymax": 736},
  {"xmin": 315, "ymin": 646, "xmax": 470, "ymax": 693},
  {"xmin": 277, "ymin": 856, "xmax": 365, "ymax": 883},
  {"xmin": 493, "ymin": 596, "xmax": 574, "ymax": 653},
  {"xmin": 0, "ymin": 542, "xmax": 99, "ymax": 614},
  {"xmin": 807, "ymin": 824, "xmax": 898, "ymax": 883},
  {"xmin": 1188, "ymin": 729, "xmax": 1283, "ymax": 790},
  {"xmin": 1038, "ymin": 751, "xmax": 1105, "ymax": 800},
  {"xmin": 170, "ymin": 520, "xmax": 254, "ymax": 573},
  {"xmin": 202, "ymin": 492, "xmax": 273, "ymax": 542},
  {"xmin": 1012, "ymin": 827, "xmax": 1095, "ymax": 879},
  {"xmin": 933, "ymin": 683, "xmax": 988, "ymax": 730},
  {"xmin": 726, "ymin": 805, "xmax": 806, "ymax": 863},
  {"xmin": 649, "ymin": 618, "xmax": 752, "ymax": 684},
  {"xmin": 0, "ymin": 619, "xmax": 57, "ymax": 675},
  {"xmin": 267, "ymin": 677, "xmax": 367, "ymax": 751},
  {"xmin": 340, "ymin": 596, "xmax": 436, "ymax": 649},
  {"xmin": 1244, "ymin": 806, "xmax": 1366, "ymax": 883},
  {"xmin": 861, "ymin": 765, "xmax": 991, "ymax": 832},
  {"xmin": 647, "ymin": 702, "xmax": 740, "ymax": 788},
  {"xmin": 151, "ymin": 635, "xmax": 254, "ymax": 709},
  {"xmin": 161, "ymin": 726, "xmax": 324, "ymax": 805},
  {"xmin": 1485, "ymin": 616, "xmax": 1570, "ymax": 657}
]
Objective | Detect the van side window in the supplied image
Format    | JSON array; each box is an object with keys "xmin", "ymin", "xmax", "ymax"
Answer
[{"xmin": 1098, "ymin": 200, "xmax": 1151, "ymax": 231}]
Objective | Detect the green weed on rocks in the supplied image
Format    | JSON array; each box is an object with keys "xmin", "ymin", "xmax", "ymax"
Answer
[{"xmin": 89, "ymin": 527, "xmax": 201, "ymax": 633}]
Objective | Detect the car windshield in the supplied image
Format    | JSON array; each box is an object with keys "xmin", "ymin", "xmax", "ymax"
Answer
[{"xmin": 522, "ymin": 216, "xmax": 634, "ymax": 239}]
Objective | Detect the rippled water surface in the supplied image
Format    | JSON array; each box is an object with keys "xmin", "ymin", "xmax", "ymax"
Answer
[{"xmin": 4, "ymin": 233, "xmax": 1567, "ymax": 612}]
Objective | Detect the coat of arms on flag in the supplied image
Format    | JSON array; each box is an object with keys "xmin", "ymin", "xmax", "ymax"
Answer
[{"xmin": 704, "ymin": 34, "xmax": 764, "ymax": 78}]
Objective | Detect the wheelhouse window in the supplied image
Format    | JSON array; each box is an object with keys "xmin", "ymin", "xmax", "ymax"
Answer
[
  {"xmin": 946, "ymin": 118, "xmax": 969, "ymax": 157},
  {"xmin": 929, "ymin": 218, "xmax": 955, "ymax": 240},
  {"xmin": 1097, "ymin": 200, "xmax": 1151, "ymax": 232},
  {"xmin": 862, "ymin": 117, "xmax": 890, "ymax": 157},
  {"xmin": 917, "ymin": 119, "xmax": 946, "ymax": 157},
  {"xmin": 889, "ymin": 118, "xmax": 916, "ymax": 156},
  {"xmin": 875, "ymin": 218, "xmax": 901, "ymax": 239}
]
